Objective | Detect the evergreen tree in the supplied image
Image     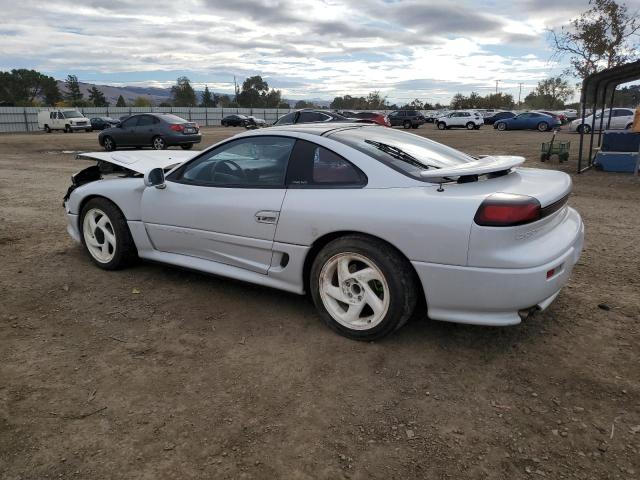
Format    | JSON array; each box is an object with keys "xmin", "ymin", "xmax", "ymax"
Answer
[
  {"xmin": 88, "ymin": 86, "xmax": 108, "ymax": 107},
  {"xmin": 64, "ymin": 75, "xmax": 83, "ymax": 105},
  {"xmin": 171, "ymin": 76, "xmax": 197, "ymax": 107},
  {"xmin": 200, "ymin": 85, "xmax": 216, "ymax": 107},
  {"xmin": 116, "ymin": 95, "xmax": 127, "ymax": 107}
]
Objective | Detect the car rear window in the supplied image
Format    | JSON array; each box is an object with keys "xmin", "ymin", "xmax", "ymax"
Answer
[
  {"xmin": 159, "ymin": 114, "xmax": 188, "ymax": 124},
  {"xmin": 328, "ymin": 126, "xmax": 475, "ymax": 179}
]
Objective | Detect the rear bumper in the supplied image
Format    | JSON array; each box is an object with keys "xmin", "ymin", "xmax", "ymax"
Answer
[
  {"xmin": 165, "ymin": 133, "xmax": 202, "ymax": 145},
  {"xmin": 412, "ymin": 219, "xmax": 584, "ymax": 326},
  {"xmin": 70, "ymin": 124, "xmax": 91, "ymax": 130}
]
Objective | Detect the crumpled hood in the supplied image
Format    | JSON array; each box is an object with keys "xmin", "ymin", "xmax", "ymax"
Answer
[{"xmin": 76, "ymin": 150, "xmax": 197, "ymax": 174}]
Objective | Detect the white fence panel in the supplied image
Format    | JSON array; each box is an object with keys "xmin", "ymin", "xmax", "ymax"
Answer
[{"xmin": 0, "ymin": 106, "xmax": 298, "ymax": 133}]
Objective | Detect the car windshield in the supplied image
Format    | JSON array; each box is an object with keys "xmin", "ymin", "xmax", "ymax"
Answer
[
  {"xmin": 328, "ymin": 126, "xmax": 475, "ymax": 179},
  {"xmin": 63, "ymin": 111, "xmax": 83, "ymax": 118}
]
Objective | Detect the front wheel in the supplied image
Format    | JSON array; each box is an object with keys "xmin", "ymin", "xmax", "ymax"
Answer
[
  {"xmin": 466, "ymin": 122, "xmax": 475, "ymax": 130},
  {"xmin": 64, "ymin": 125, "xmax": 71, "ymax": 133},
  {"xmin": 80, "ymin": 198, "xmax": 137, "ymax": 270},
  {"xmin": 181, "ymin": 144, "xmax": 193, "ymax": 150},
  {"xmin": 496, "ymin": 122, "xmax": 507, "ymax": 131},
  {"xmin": 152, "ymin": 136, "xmax": 167, "ymax": 150},
  {"xmin": 626, "ymin": 123, "xmax": 633, "ymax": 130},
  {"xmin": 310, "ymin": 235, "xmax": 417, "ymax": 340},
  {"xmin": 44, "ymin": 125, "xmax": 51, "ymax": 133},
  {"xmin": 537, "ymin": 122, "xmax": 549, "ymax": 132},
  {"xmin": 578, "ymin": 124, "xmax": 591, "ymax": 134},
  {"xmin": 437, "ymin": 122, "xmax": 446, "ymax": 130}
]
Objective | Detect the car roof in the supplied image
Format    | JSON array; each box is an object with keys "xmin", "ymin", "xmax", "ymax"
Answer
[{"xmin": 241, "ymin": 122, "xmax": 373, "ymax": 137}]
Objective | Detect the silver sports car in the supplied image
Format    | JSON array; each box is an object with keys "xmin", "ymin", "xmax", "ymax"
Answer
[{"xmin": 64, "ymin": 124, "xmax": 584, "ymax": 340}]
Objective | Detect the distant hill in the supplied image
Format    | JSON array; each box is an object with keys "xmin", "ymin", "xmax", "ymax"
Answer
[
  {"xmin": 55, "ymin": 80, "xmax": 326, "ymax": 108},
  {"xmin": 56, "ymin": 81, "xmax": 172, "ymax": 105}
]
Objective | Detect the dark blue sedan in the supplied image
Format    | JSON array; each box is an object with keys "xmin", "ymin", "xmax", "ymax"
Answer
[{"xmin": 494, "ymin": 112, "xmax": 562, "ymax": 132}]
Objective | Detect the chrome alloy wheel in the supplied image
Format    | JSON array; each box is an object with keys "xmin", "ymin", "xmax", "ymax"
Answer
[
  {"xmin": 318, "ymin": 253, "xmax": 390, "ymax": 330},
  {"xmin": 82, "ymin": 208, "xmax": 116, "ymax": 263}
]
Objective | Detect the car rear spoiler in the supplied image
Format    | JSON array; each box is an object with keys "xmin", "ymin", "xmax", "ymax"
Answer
[{"xmin": 419, "ymin": 155, "xmax": 525, "ymax": 181}]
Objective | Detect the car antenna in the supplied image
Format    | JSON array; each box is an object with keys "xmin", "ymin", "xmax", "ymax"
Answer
[{"xmin": 437, "ymin": 182, "xmax": 445, "ymax": 192}]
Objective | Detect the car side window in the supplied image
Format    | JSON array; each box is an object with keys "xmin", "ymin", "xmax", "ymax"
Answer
[
  {"xmin": 286, "ymin": 140, "xmax": 366, "ymax": 188},
  {"xmin": 175, "ymin": 136, "xmax": 295, "ymax": 187},
  {"xmin": 121, "ymin": 117, "xmax": 138, "ymax": 128},
  {"xmin": 136, "ymin": 115, "xmax": 155, "ymax": 127},
  {"xmin": 614, "ymin": 109, "xmax": 631, "ymax": 117},
  {"xmin": 298, "ymin": 112, "xmax": 329, "ymax": 123},
  {"xmin": 276, "ymin": 112, "xmax": 296, "ymax": 125}
]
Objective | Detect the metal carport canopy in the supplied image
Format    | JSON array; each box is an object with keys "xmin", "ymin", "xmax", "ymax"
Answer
[{"xmin": 578, "ymin": 60, "xmax": 640, "ymax": 172}]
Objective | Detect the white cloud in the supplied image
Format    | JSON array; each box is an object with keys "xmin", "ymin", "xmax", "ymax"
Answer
[{"xmin": 0, "ymin": 0, "xmax": 610, "ymax": 102}]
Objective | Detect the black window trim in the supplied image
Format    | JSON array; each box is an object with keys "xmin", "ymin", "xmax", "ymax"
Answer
[{"xmin": 166, "ymin": 134, "xmax": 368, "ymax": 190}]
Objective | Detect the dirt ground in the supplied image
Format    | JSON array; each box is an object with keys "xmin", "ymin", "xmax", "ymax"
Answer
[{"xmin": 1, "ymin": 125, "xmax": 639, "ymax": 480}]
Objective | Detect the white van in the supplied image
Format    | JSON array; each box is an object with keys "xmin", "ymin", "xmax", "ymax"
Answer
[{"xmin": 38, "ymin": 109, "xmax": 92, "ymax": 133}]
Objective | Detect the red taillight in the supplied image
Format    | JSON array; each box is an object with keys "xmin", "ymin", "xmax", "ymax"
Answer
[
  {"xmin": 474, "ymin": 193, "xmax": 541, "ymax": 227},
  {"xmin": 170, "ymin": 124, "xmax": 184, "ymax": 132}
]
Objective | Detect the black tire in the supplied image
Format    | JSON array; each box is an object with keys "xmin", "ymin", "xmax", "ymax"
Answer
[
  {"xmin": 309, "ymin": 235, "xmax": 417, "ymax": 341},
  {"xmin": 152, "ymin": 136, "xmax": 167, "ymax": 150},
  {"xmin": 437, "ymin": 122, "xmax": 446, "ymax": 130},
  {"xmin": 578, "ymin": 124, "xmax": 591, "ymax": 134},
  {"xmin": 44, "ymin": 125, "xmax": 51, "ymax": 133},
  {"xmin": 626, "ymin": 123, "xmax": 633, "ymax": 130},
  {"xmin": 537, "ymin": 122, "xmax": 549, "ymax": 132},
  {"xmin": 497, "ymin": 122, "xmax": 507, "ymax": 131},
  {"xmin": 64, "ymin": 125, "xmax": 71, "ymax": 133},
  {"xmin": 465, "ymin": 122, "xmax": 475, "ymax": 130},
  {"xmin": 221, "ymin": 121, "xmax": 227, "ymax": 127},
  {"xmin": 85, "ymin": 128, "xmax": 92, "ymax": 132},
  {"xmin": 103, "ymin": 136, "xmax": 116, "ymax": 152},
  {"xmin": 411, "ymin": 124, "xmax": 419, "ymax": 129},
  {"xmin": 79, "ymin": 197, "xmax": 137, "ymax": 270},
  {"xmin": 181, "ymin": 144, "xmax": 193, "ymax": 150},
  {"xmin": 403, "ymin": 120, "xmax": 411, "ymax": 129}
]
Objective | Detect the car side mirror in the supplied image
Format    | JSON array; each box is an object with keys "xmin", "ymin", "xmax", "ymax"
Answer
[
  {"xmin": 144, "ymin": 168, "xmax": 166, "ymax": 189},
  {"xmin": 116, "ymin": 123, "xmax": 123, "ymax": 128}
]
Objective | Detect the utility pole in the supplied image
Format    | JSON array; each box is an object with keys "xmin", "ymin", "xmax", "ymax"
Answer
[
  {"xmin": 233, "ymin": 76, "xmax": 238, "ymax": 104},
  {"xmin": 518, "ymin": 83, "xmax": 523, "ymax": 105},
  {"xmin": 495, "ymin": 80, "xmax": 500, "ymax": 94}
]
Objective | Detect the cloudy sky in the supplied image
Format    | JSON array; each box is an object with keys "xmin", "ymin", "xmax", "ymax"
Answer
[{"xmin": 1, "ymin": 0, "xmax": 638, "ymax": 103}]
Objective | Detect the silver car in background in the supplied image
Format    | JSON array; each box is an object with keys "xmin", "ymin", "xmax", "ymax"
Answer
[{"xmin": 65, "ymin": 124, "xmax": 583, "ymax": 340}]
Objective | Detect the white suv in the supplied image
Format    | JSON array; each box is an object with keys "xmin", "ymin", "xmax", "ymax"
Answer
[
  {"xmin": 569, "ymin": 108, "xmax": 635, "ymax": 133},
  {"xmin": 436, "ymin": 111, "xmax": 483, "ymax": 130}
]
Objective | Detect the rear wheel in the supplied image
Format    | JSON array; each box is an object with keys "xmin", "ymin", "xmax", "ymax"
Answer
[
  {"xmin": 537, "ymin": 122, "xmax": 549, "ymax": 132},
  {"xmin": 152, "ymin": 136, "xmax": 167, "ymax": 150},
  {"xmin": 466, "ymin": 122, "xmax": 475, "ymax": 130},
  {"xmin": 437, "ymin": 122, "xmax": 446, "ymax": 130},
  {"xmin": 80, "ymin": 198, "xmax": 137, "ymax": 270},
  {"xmin": 496, "ymin": 122, "xmax": 507, "ymax": 131},
  {"xmin": 44, "ymin": 125, "xmax": 51, "ymax": 133},
  {"xmin": 181, "ymin": 144, "xmax": 193, "ymax": 150},
  {"xmin": 626, "ymin": 123, "xmax": 633, "ymax": 130},
  {"xmin": 310, "ymin": 235, "xmax": 417, "ymax": 340},
  {"xmin": 411, "ymin": 124, "xmax": 419, "ymax": 129},
  {"xmin": 102, "ymin": 136, "xmax": 116, "ymax": 151},
  {"xmin": 578, "ymin": 124, "xmax": 591, "ymax": 134}
]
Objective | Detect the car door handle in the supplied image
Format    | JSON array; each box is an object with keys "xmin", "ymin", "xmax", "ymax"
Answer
[{"xmin": 255, "ymin": 210, "xmax": 279, "ymax": 224}]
